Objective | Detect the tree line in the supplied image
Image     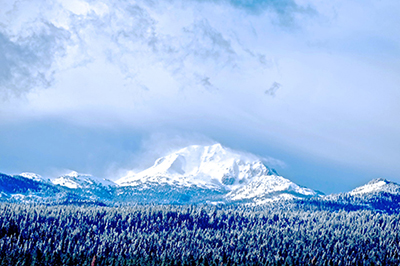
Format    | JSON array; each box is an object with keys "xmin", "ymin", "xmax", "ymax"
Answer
[{"xmin": 0, "ymin": 203, "xmax": 399, "ymax": 265}]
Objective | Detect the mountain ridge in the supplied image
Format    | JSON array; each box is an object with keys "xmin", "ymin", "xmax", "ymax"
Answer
[
  {"xmin": 115, "ymin": 144, "xmax": 318, "ymax": 202},
  {"xmin": 349, "ymin": 178, "xmax": 400, "ymax": 196},
  {"xmin": 0, "ymin": 144, "xmax": 398, "ymax": 209}
]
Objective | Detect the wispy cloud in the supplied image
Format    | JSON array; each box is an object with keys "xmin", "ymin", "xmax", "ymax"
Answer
[
  {"xmin": 0, "ymin": 0, "xmax": 293, "ymax": 100},
  {"xmin": 265, "ymin": 81, "xmax": 281, "ymax": 96},
  {"xmin": 198, "ymin": 0, "xmax": 316, "ymax": 27},
  {"xmin": 0, "ymin": 23, "xmax": 69, "ymax": 98}
]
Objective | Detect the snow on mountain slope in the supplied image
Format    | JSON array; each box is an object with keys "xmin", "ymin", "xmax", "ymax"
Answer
[
  {"xmin": 349, "ymin": 178, "xmax": 400, "ymax": 196},
  {"xmin": 226, "ymin": 174, "xmax": 317, "ymax": 201},
  {"xmin": 19, "ymin": 172, "xmax": 50, "ymax": 183},
  {"xmin": 116, "ymin": 144, "xmax": 318, "ymax": 201},
  {"xmin": 52, "ymin": 171, "xmax": 116, "ymax": 189},
  {"xmin": 117, "ymin": 144, "xmax": 265, "ymax": 188}
]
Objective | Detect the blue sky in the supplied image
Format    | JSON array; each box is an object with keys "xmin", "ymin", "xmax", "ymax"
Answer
[{"xmin": 0, "ymin": 0, "xmax": 399, "ymax": 194}]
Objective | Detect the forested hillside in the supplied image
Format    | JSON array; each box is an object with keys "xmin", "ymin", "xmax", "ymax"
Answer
[{"xmin": 0, "ymin": 203, "xmax": 399, "ymax": 265}]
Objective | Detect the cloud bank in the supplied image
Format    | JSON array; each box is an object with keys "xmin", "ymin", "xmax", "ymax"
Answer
[{"xmin": 0, "ymin": 0, "xmax": 399, "ymax": 193}]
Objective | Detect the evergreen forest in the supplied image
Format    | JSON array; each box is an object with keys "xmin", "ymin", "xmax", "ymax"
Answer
[{"xmin": 0, "ymin": 203, "xmax": 399, "ymax": 265}]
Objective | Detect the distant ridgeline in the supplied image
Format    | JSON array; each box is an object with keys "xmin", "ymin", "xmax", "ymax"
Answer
[
  {"xmin": 0, "ymin": 203, "xmax": 399, "ymax": 265},
  {"xmin": 1, "ymin": 145, "xmax": 400, "ymax": 212},
  {"xmin": 1, "ymin": 173, "xmax": 400, "ymax": 213}
]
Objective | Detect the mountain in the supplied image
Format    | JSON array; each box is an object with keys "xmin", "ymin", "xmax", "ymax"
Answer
[
  {"xmin": 52, "ymin": 171, "xmax": 116, "ymax": 189},
  {"xmin": 116, "ymin": 144, "xmax": 319, "ymax": 203},
  {"xmin": 1, "ymin": 144, "xmax": 320, "ymax": 204},
  {"xmin": 346, "ymin": 178, "xmax": 400, "ymax": 212},
  {"xmin": 0, "ymin": 172, "xmax": 78, "ymax": 203},
  {"xmin": 349, "ymin": 178, "xmax": 400, "ymax": 196},
  {"xmin": 47, "ymin": 171, "xmax": 116, "ymax": 203},
  {"xmin": 295, "ymin": 178, "xmax": 400, "ymax": 213},
  {"xmin": 1, "ymin": 144, "xmax": 399, "ymax": 210},
  {"xmin": 19, "ymin": 172, "xmax": 51, "ymax": 183},
  {"xmin": 0, "ymin": 171, "xmax": 117, "ymax": 204}
]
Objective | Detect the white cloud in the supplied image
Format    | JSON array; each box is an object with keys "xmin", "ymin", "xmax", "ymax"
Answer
[
  {"xmin": 0, "ymin": 21, "xmax": 69, "ymax": 98},
  {"xmin": 1, "ymin": 0, "xmax": 400, "ymax": 190}
]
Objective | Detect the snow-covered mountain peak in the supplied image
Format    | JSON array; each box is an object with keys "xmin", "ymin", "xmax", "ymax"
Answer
[
  {"xmin": 116, "ymin": 143, "xmax": 317, "ymax": 202},
  {"xmin": 117, "ymin": 144, "xmax": 270, "ymax": 188},
  {"xmin": 176, "ymin": 143, "xmax": 259, "ymax": 164},
  {"xmin": 349, "ymin": 178, "xmax": 399, "ymax": 196},
  {"xmin": 19, "ymin": 172, "xmax": 49, "ymax": 183},
  {"xmin": 366, "ymin": 178, "xmax": 390, "ymax": 185},
  {"xmin": 64, "ymin": 171, "xmax": 87, "ymax": 178},
  {"xmin": 52, "ymin": 171, "xmax": 116, "ymax": 189},
  {"xmin": 164, "ymin": 144, "xmax": 266, "ymax": 176}
]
